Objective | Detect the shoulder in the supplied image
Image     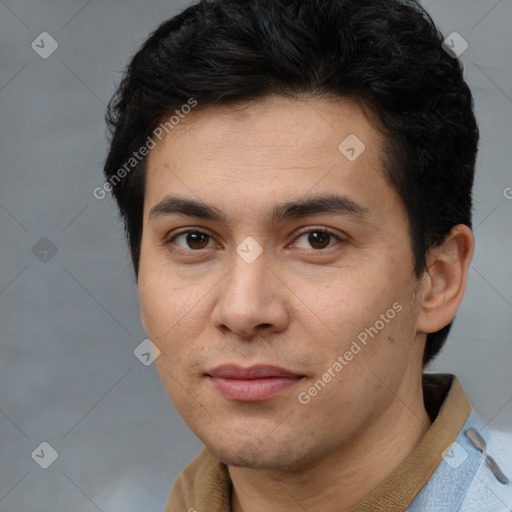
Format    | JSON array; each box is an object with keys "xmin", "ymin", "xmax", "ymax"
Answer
[
  {"xmin": 459, "ymin": 423, "xmax": 512, "ymax": 511},
  {"xmin": 407, "ymin": 410, "xmax": 512, "ymax": 511}
]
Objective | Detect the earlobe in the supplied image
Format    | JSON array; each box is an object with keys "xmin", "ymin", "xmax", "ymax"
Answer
[{"xmin": 416, "ymin": 224, "xmax": 475, "ymax": 334}]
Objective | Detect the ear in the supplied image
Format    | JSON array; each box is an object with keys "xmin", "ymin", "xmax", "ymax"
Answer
[{"xmin": 416, "ymin": 224, "xmax": 474, "ymax": 334}]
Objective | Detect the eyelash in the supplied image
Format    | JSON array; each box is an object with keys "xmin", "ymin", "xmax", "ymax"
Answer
[{"xmin": 164, "ymin": 227, "xmax": 345, "ymax": 254}]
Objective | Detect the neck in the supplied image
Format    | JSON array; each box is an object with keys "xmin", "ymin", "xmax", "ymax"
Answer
[{"xmin": 229, "ymin": 370, "xmax": 432, "ymax": 512}]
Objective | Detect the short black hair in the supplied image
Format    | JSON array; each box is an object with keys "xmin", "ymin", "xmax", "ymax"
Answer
[{"xmin": 103, "ymin": 0, "xmax": 479, "ymax": 367}]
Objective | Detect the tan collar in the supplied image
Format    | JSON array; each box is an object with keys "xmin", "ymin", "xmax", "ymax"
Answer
[
  {"xmin": 165, "ymin": 373, "xmax": 472, "ymax": 512},
  {"xmin": 350, "ymin": 373, "xmax": 472, "ymax": 511}
]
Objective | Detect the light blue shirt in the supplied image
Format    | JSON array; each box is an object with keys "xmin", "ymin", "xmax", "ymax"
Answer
[{"xmin": 407, "ymin": 409, "xmax": 512, "ymax": 511}]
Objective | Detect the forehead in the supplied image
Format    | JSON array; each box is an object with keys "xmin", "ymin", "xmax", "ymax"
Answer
[
  {"xmin": 144, "ymin": 95, "xmax": 398, "ymax": 224},
  {"xmin": 148, "ymin": 95, "xmax": 382, "ymax": 162}
]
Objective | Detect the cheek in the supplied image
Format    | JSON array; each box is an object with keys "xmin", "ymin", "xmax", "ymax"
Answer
[
  {"xmin": 138, "ymin": 270, "xmax": 209, "ymax": 369},
  {"xmin": 320, "ymin": 273, "xmax": 416, "ymax": 364},
  {"xmin": 138, "ymin": 245, "xmax": 188, "ymax": 329},
  {"xmin": 138, "ymin": 277, "xmax": 167, "ymax": 332},
  {"xmin": 314, "ymin": 275, "xmax": 388, "ymax": 330},
  {"xmin": 138, "ymin": 270, "xmax": 185, "ymax": 355}
]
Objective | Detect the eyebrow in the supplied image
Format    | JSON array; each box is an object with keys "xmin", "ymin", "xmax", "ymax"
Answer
[{"xmin": 148, "ymin": 193, "xmax": 371, "ymax": 226}]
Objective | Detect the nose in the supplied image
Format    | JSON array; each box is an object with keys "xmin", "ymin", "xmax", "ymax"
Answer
[{"xmin": 211, "ymin": 248, "xmax": 290, "ymax": 340}]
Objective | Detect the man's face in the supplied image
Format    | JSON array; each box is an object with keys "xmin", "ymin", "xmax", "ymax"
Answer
[{"xmin": 138, "ymin": 95, "xmax": 426, "ymax": 470}]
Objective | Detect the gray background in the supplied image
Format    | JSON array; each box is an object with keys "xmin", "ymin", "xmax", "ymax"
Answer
[{"xmin": 0, "ymin": 0, "xmax": 511, "ymax": 510}]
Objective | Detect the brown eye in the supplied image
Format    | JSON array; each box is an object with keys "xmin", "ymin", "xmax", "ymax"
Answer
[
  {"xmin": 169, "ymin": 231, "xmax": 213, "ymax": 250},
  {"xmin": 308, "ymin": 231, "xmax": 331, "ymax": 249},
  {"xmin": 186, "ymin": 232, "xmax": 209, "ymax": 249},
  {"xmin": 294, "ymin": 229, "xmax": 341, "ymax": 250}
]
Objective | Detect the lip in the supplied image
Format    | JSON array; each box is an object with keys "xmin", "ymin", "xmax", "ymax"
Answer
[
  {"xmin": 206, "ymin": 364, "xmax": 304, "ymax": 402},
  {"xmin": 207, "ymin": 364, "xmax": 301, "ymax": 379}
]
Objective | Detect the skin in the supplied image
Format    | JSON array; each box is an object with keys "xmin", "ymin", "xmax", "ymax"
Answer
[{"xmin": 137, "ymin": 95, "xmax": 474, "ymax": 512}]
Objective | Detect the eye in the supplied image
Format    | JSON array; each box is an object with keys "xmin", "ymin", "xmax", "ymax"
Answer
[
  {"xmin": 292, "ymin": 228, "xmax": 343, "ymax": 250},
  {"xmin": 164, "ymin": 227, "xmax": 345, "ymax": 253},
  {"xmin": 166, "ymin": 230, "xmax": 215, "ymax": 251}
]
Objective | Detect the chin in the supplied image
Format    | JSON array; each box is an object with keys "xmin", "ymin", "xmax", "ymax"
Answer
[
  {"xmin": 205, "ymin": 437, "xmax": 315, "ymax": 471},
  {"xmin": 204, "ymin": 437, "xmax": 269, "ymax": 467}
]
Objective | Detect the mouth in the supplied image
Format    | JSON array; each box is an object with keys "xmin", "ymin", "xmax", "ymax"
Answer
[{"xmin": 205, "ymin": 364, "xmax": 305, "ymax": 402}]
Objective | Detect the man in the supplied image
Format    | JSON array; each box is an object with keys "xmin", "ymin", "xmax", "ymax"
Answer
[{"xmin": 103, "ymin": 0, "xmax": 512, "ymax": 510}]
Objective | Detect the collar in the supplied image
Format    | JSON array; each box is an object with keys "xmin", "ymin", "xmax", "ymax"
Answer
[
  {"xmin": 164, "ymin": 373, "xmax": 472, "ymax": 512},
  {"xmin": 350, "ymin": 373, "xmax": 472, "ymax": 511}
]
